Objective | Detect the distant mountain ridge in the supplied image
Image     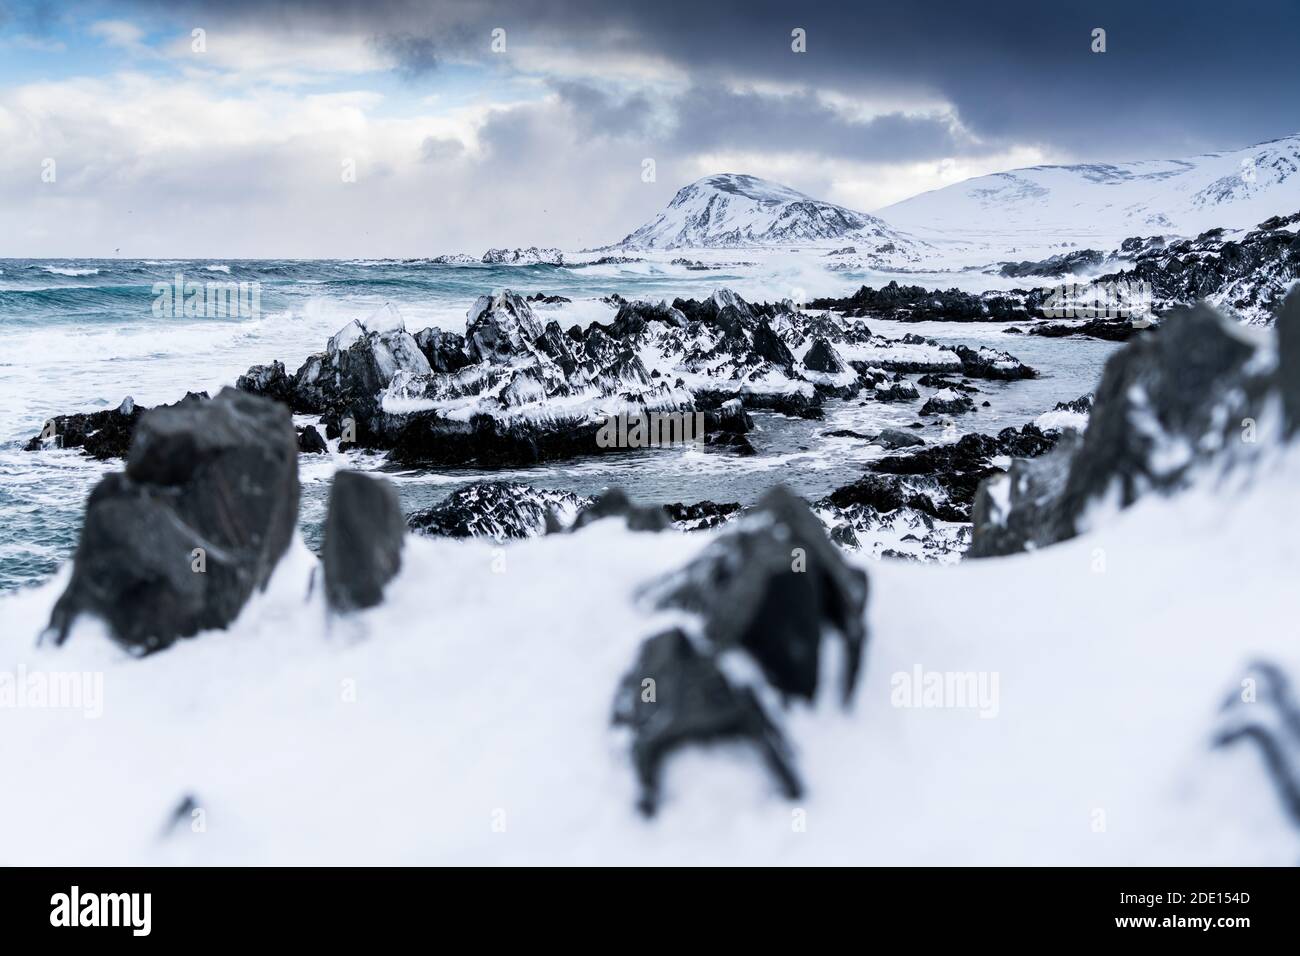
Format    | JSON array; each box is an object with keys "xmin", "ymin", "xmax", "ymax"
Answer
[{"xmin": 878, "ymin": 133, "xmax": 1300, "ymax": 249}]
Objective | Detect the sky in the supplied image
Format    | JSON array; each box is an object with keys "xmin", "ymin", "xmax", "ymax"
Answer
[{"xmin": 1, "ymin": 0, "xmax": 1297, "ymax": 258}]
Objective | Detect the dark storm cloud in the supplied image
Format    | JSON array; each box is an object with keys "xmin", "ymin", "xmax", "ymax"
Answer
[
  {"xmin": 548, "ymin": 80, "xmax": 655, "ymax": 139},
  {"xmin": 110, "ymin": 0, "xmax": 1300, "ymax": 159},
  {"xmin": 372, "ymin": 32, "xmax": 439, "ymax": 78},
  {"xmin": 665, "ymin": 86, "xmax": 994, "ymax": 161}
]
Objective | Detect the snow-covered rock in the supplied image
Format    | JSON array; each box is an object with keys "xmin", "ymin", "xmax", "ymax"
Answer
[
  {"xmin": 481, "ymin": 247, "xmax": 565, "ymax": 266},
  {"xmin": 971, "ymin": 293, "xmax": 1297, "ymax": 557}
]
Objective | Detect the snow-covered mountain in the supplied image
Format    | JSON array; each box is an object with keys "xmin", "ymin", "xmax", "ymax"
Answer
[
  {"xmin": 614, "ymin": 173, "xmax": 921, "ymax": 259},
  {"xmin": 880, "ymin": 134, "xmax": 1300, "ymax": 254}
]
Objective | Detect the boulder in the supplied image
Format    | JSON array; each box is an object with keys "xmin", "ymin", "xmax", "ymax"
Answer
[
  {"xmin": 236, "ymin": 360, "xmax": 295, "ymax": 406},
  {"xmin": 321, "ymin": 471, "xmax": 405, "ymax": 612},
  {"xmin": 571, "ymin": 488, "xmax": 671, "ymax": 533},
  {"xmin": 296, "ymin": 425, "xmax": 328, "ymax": 454},
  {"xmin": 641, "ymin": 486, "xmax": 869, "ymax": 705},
  {"xmin": 612, "ymin": 628, "xmax": 802, "ymax": 817},
  {"xmin": 44, "ymin": 388, "xmax": 299, "ymax": 652}
]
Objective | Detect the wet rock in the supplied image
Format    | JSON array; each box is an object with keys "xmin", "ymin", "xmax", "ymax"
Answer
[
  {"xmin": 24, "ymin": 396, "xmax": 144, "ymax": 458},
  {"xmin": 408, "ymin": 481, "xmax": 590, "ymax": 540},
  {"xmin": 296, "ymin": 425, "xmax": 328, "ymax": 454},
  {"xmin": 236, "ymin": 360, "xmax": 295, "ymax": 406},
  {"xmin": 413, "ymin": 328, "xmax": 472, "ymax": 373},
  {"xmin": 663, "ymin": 500, "xmax": 743, "ymax": 531},
  {"xmin": 920, "ymin": 389, "xmax": 976, "ymax": 416},
  {"xmin": 44, "ymin": 388, "xmax": 299, "ymax": 652},
  {"xmin": 876, "ymin": 427, "xmax": 925, "ymax": 449},
  {"xmin": 322, "ymin": 471, "xmax": 405, "ymax": 612}
]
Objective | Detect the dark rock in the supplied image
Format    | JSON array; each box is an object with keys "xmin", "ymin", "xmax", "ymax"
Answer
[
  {"xmin": 802, "ymin": 337, "xmax": 847, "ymax": 373},
  {"xmin": 998, "ymin": 249, "xmax": 1107, "ymax": 278},
  {"xmin": 970, "ymin": 304, "xmax": 1266, "ymax": 557},
  {"xmin": 876, "ymin": 427, "xmax": 925, "ymax": 449},
  {"xmin": 1212, "ymin": 660, "xmax": 1300, "ymax": 827},
  {"xmin": 413, "ymin": 327, "xmax": 472, "ymax": 373},
  {"xmin": 1027, "ymin": 318, "xmax": 1144, "ymax": 342},
  {"xmin": 612, "ymin": 628, "xmax": 802, "ymax": 817},
  {"xmin": 296, "ymin": 425, "xmax": 328, "ymax": 454},
  {"xmin": 322, "ymin": 471, "xmax": 405, "ymax": 612},
  {"xmin": 920, "ymin": 390, "xmax": 976, "ymax": 416},
  {"xmin": 1278, "ymin": 287, "xmax": 1300, "ymax": 436},
  {"xmin": 663, "ymin": 500, "xmax": 743, "ymax": 531},
  {"xmin": 44, "ymin": 388, "xmax": 299, "ymax": 652},
  {"xmin": 408, "ymin": 481, "xmax": 590, "ymax": 540},
  {"xmin": 236, "ymin": 360, "xmax": 295, "ymax": 405},
  {"xmin": 464, "ymin": 291, "xmax": 544, "ymax": 363},
  {"xmin": 24, "ymin": 396, "xmax": 143, "ymax": 458},
  {"xmin": 641, "ymin": 486, "xmax": 869, "ymax": 706},
  {"xmin": 571, "ymin": 488, "xmax": 671, "ymax": 532}
]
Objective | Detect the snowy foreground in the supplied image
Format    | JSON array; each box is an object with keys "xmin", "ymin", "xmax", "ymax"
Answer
[{"xmin": 2, "ymin": 440, "xmax": 1298, "ymax": 865}]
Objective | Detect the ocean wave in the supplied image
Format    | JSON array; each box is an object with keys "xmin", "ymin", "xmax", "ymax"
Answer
[{"xmin": 41, "ymin": 266, "xmax": 100, "ymax": 277}]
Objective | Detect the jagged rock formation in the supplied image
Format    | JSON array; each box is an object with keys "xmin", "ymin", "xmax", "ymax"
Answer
[
  {"xmin": 231, "ymin": 289, "xmax": 1036, "ymax": 469},
  {"xmin": 408, "ymin": 482, "xmax": 591, "ymax": 540},
  {"xmin": 43, "ymin": 388, "xmax": 299, "ymax": 652},
  {"xmin": 1091, "ymin": 212, "xmax": 1300, "ymax": 325},
  {"xmin": 971, "ymin": 290, "xmax": 1300, "ymax": 557},
  {"xmin": 614, "ymin": 487, "xmax": 868, "ymax": 814}
]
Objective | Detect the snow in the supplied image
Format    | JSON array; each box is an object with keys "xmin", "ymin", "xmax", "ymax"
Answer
[
  {"xmin": 613, "ymin": 173, "xmax": 921, "ymax": 261},
  {"xmin": 879, "ymin": 133, "xmax": 1300, "ymax": 265},
  {"xmin": 2, "ymin": 438, "xmax": 1298, "ymax": 864}
]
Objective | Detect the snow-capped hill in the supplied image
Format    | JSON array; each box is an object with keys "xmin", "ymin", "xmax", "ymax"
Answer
[
  {"xmin": 615, "ymin": 173, "xmax": 920, "ymax": 258},
  {"xmin": 879, "ymin": 133, "xmax": 1300, "ymax": 255}
]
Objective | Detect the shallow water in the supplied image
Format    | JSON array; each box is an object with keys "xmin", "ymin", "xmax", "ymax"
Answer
[{"xmin": 0, "ymin": 257, "xmax": 1119, "ymax": 591}]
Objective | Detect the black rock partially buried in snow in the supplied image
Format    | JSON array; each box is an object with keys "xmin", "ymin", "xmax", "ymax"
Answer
[
  {"xmin": 641, "ymin": 485, "xmax": 869, "ymax": 706},
  {"xmin": 970, "ymin": 301, "xmax": 1278, "ymax": 558},
  {"xmin": 322, "ymin": 470, "xmax": 405, "ymax": 613},
  {"xmin": 613, "ymin": 486, "xmax": 867, "ymax": 815},
  {"xmin": 612, "ymin": 628, "xmax": 802, "ymax": 817},
  {"xmin": 44, "ymin": 388, "xmax": 299, "ymax": 652}
]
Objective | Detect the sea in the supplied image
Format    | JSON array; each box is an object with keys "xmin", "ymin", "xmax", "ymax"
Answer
[{"xmin": 0, "ymin": 257, "xmax": 1120, "ymax": 591}]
